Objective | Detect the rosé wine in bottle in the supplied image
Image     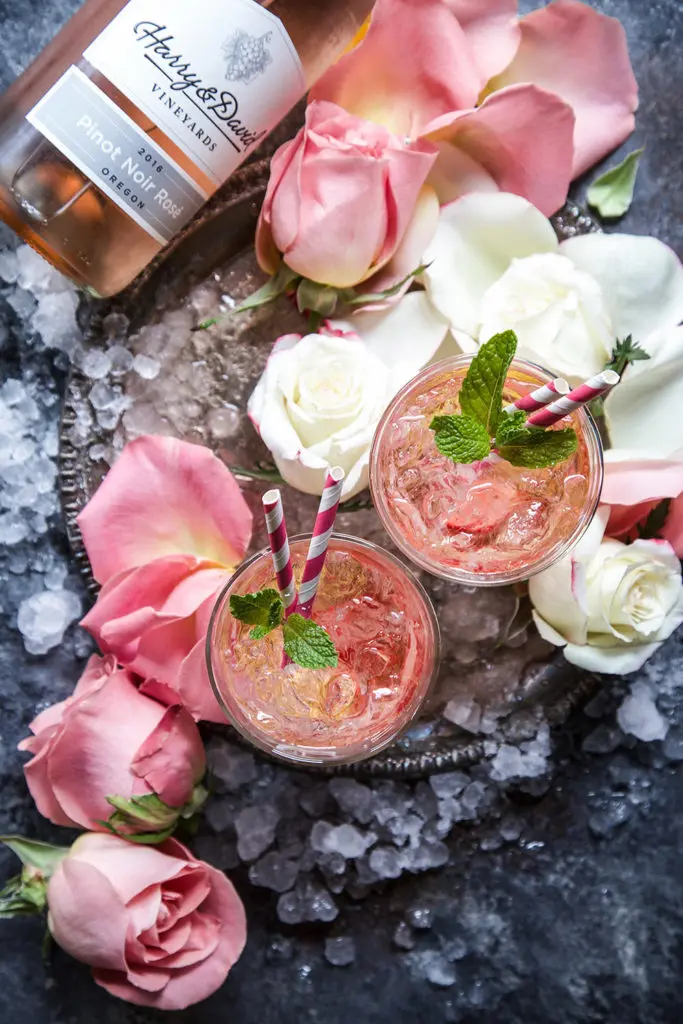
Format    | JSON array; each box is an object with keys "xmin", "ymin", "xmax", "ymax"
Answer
[
  {"xmin": 370, "ymin": 356, "xmax": 604, "ymax": 586},
  {"xmin": 207, "ymin": 535, "xmax": 440, "ymax": 765},
  {"xmin": 0, "ymin": 0, "xmax": 373, "ymax": 297}
]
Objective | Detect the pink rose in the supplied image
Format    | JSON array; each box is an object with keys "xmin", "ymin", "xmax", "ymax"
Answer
[
  {"xmin": 19, "ymin": 654, "xmax": 205, "ymax": 834},
  {"xmin": 311, "ymin": 0, "xmax": 638, "ymax": 215},
  {"xmin": 256, "ymin": 99, "xmax": 439, "ymax": 289},
  {"xmin": 601, "ymin": 450, "xmax": 683, "ymax": 557},
  {"xmin": 47, "ymin": 833, "xmax": 246, "ymax": 1011},
  {"xmin": 78, "ymin": 436, "xmax": 253, "ymax": 722}
]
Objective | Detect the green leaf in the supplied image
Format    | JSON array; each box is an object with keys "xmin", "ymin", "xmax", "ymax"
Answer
[
  {"xmin": 0, "ymin": 837, "xmax": 69, "ymax": 877},
  {"xmin": 498, "ymin": 426, "xmax": 578, "ymax": 468},
  {"xmin": 296, "ymin": 278, "xmax": 339, "ymax": 317},
  {"xmin": 194, "ymin": 263, "xmax": 300, "ymax": 329},
  {"xmin": 636, "ymin": 498, "xmax": 671, "ymax": 540},
  {"xmin": 346, "ymin": 262, "xmax": 431, "ymax": 306},
  {"xmin": 0, "ymin": 874, "xmax": 48, "ymax": 919},
  {"xmin": 494, "ymin": 409, "xmax": 528, "ymax": 447},
  {"xmin": 229, "ymin": 588, "xmax": 284, "ymax": 637},
  {"xmin": 282, "ymin": 614, "xmax": 338, "ymax": 670},
  {"xmin": 459, "ymin": 330, "xmax": 518, "ymax": 436},
  {"xmin": 429, "ymin": 414, "xmax": 491, "ymax": 464},
  {"xmin": 587, "ymin": 148, "xmax": 644, "ymax": 218},
  {"xmin": 605, "ymin": 334, "xmax": 650, "ymax": 376}
]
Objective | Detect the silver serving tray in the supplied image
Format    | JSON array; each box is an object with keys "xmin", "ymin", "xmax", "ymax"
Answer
[{"xmin": 59, "ymin": 150, "xmax": 601, "ymax": 777}]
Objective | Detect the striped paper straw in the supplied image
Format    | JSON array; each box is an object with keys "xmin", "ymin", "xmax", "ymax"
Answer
[
  {"xmin": 525, "ymin": 370, "xmax": 620, "ymax": 428},
  {"xmin": 296, "ymin": 467, "xmax": 346, "ymax": 620},
  {"xmin": 504, "ymin": 378, "xmax": 569, "ymax": 414},
  {"xmin": 262, "ymin": 489, "xmax": 297, "ymax": 615}
]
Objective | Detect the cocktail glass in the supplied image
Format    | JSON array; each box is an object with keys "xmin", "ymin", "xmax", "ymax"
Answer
[
  {"xmin": 370, "ymin": 356, "xmax": 604, "ymax": 586},
  {"xmin": 207, "ymin": 534, "xmax": 440, "ymax": 766}
]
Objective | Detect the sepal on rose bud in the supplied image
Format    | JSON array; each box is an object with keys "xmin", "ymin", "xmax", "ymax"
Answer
[
  {"xmin": 101, "ymin": 783, "xmax": 209, "ymax": 846},
  {"xmin": 0, "ymin": 836, "xmax": 69, "ymax": 919}
]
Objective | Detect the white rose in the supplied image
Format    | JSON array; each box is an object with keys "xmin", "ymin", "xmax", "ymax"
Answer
[
  {"xmin": 529, "ymin": 510, "xmax": 683, "ymax": 674},
  {"xmin": 479, "ymin": 253, "xmax": 613, "ymax": 382},
  {"xmin": 247, "ymin": 295, "xmax": 449, "ymax": 500},
  {"xmin": 422, "ymin": 192, "xmax": 683, "ymax": 384}
]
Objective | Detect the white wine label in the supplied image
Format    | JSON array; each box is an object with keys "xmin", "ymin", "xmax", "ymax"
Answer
[
  {"xmin": 27, "ymin": 66, "xmax": 208, "ymax": 244},
  {"xmin": 84, "ymin": 0, "xmax": 306, "ymax": 187}
]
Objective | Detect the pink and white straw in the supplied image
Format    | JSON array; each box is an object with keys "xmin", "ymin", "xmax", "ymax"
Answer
[
  {"xmin": 525, "ymin": 370, "xmax": 620, "ymax": 428},
  {"xmin": 296, "ymin": 466, "xmax": 345, "ymax": 620},
  {"xmin": 504, "ymin": 378, "xmax": 569, "ymax": 414},
  {"xmin": 262, "ymin": 488, "xmax": 297, "ymax": 615}
]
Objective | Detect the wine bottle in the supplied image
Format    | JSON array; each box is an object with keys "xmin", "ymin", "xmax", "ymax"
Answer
[{"xmin": 0, "ymin": 0, "xmax": 373, "ymax": 297}]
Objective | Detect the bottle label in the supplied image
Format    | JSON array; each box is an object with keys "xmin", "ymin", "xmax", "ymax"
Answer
[
  {"xmin": 83, "ymin": 0, "xmax": 306, "ymax": 187},
  {"xmin": 26, "ymin": 66, "xmax": 208, "ymax": 244}
]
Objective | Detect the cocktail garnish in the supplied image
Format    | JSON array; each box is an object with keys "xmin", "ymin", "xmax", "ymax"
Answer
[
  {"xmin": 429, "ymin": 330, "xmax": 580, "ymax": 469},
  {"xmin": 230, "ymin": 588, "xmax": 338, "ymax": 670}
]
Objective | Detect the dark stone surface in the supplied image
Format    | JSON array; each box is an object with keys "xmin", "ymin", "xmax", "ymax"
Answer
[{"xmin": 0, "ymin": 1, "xmax": 682, "ymax": 1022}]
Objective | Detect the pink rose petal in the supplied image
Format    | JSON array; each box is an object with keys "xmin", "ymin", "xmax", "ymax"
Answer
[
  {"xmin": 425, "ymin": 83, "xmax": 575, "ymax": 216},
  {"xmin": 311, "ymin": 0, "xmax": 482, "ymax": 136},
  {"xmin": 488, "ymin": 0, "xmax": 638, "ymax": 177},
  {"xmin": 77, "ymin": 435, "xmax": 252, "ymax": 584}
]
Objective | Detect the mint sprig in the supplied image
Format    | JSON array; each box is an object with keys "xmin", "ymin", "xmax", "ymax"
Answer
[
  {"xmin": 606, "ymin": 334, "xmax": 650, "ymax": 377},
  {"xmin": 428, "ymin": 330, "xmax": 580, "ymax": 469},
  {"xmin": 229, "ymin": 589, "xmax": 338, "ymax": 669}
]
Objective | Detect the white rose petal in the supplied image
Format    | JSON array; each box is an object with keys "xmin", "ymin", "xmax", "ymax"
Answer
[
  {"xmin": 560, "ymin": 233, "xmax": 683, "ymax": 344},
  {"xmin": 478, "ymin": 252, "xmax": 613, "ymax": 381},
  {"xmin": 422, "ymin": 191, "xmax": 558, "ymax": 336},
  {"xmin": 529, "ymin": 510, "xmax": 683, "ymax": 676},
  {"xmin": 604, "ymin": 325, "xmax": 683, "ymax": 456}
]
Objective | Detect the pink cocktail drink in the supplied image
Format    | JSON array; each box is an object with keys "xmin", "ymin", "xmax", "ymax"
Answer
[
  {"xmin": 370, "ymin": 357, "xmax": 604, "ymax": 585},
  {"xmin": 207, "ymin": 535, "xmax": 439, "ymax": 765}
]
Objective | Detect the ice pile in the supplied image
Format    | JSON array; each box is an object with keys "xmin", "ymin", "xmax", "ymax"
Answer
[
  {"xmin": 201, "ymin": 735, "xmax": 537, "ymax": 925},
  {"xmin": 0, "ymin": 241, "xmax": 85, "ymax": 656}
]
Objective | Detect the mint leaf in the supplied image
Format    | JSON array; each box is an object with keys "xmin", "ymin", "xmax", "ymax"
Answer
[
  {"xmin": 497, "ymin": 425, "xmax": 578, "ymax": 468},
  {"xmin": 606, "ymin": 334, "xmax": 650, "ymax": 377},
  {"xmin": 282, "ymin": 614, "xmax": 338, "ymax": 669},
  {"xmin": 460, "ymin": 330, "xmax": 517, "ymax": 435},
  {"xmin": 587, "ymin": 148, "xmax": 643, "ymax": 219},
  {"xmin": 430, "ymin": 414, "xmax": 491, "ymax": 464},
  {"xmin": 230, "ymin": 589, "xmax": 284, "ymax": 638},
  {"xmin": 495, "ymin": 409, "xmax": 528, "ymax": 447}
]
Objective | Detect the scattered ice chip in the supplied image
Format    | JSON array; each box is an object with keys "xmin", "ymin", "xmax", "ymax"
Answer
[
  {"xmin": 249, "ymin": 851, "xmax": 299, "ymax": 893},
  {"xmin": 582, "ymin": 724, "xmax": 624, "ymax": 754},
  {"xmin": 588, "ymin": 799, "xmax": 631, "ymax": 837},
  {"xmin": 429, "ymin": 772, "xmax": 470, "ymax": 799},
  {"xmin": 206, "ymin": 405, "xmax": 241, "ymax": 439},
  {"xmin": 311, "ymin": 821, "xmax": 374, "ymax": 859},
  {"xmin": 324, "ymin": 937, "xmax": 356, "ymax": 967},
  {"xmin": 369, "ymin": 846, "xmax": 403, "ymax": 879},
  {"xmin": 32, "ymin": 290, "xmax": 79, "ymax": 353},
  {"xmin": 443, "ymin": 695, "xmax": 482, "ymax": 733},
  {"xmin": 102, "ymin": 312, "xmax": 130, "ymax": 338},
  {"xmin": 81, "ymin": 347, "xmax": 113, "ymax": 380},
  {"xmin": 235, "ymin": 804, "xmax": 280, "ymax": 861},
  {"xmin": 207, "ymin": 743, "xmax": 258, "ymax": 792},
  {"xmin": 133, "ymin": 353, "xmax": 161, "ymax": 380},
  {"xmin": 407, "ymin": 905, "xmax": 434, "ymax": 930},
  {"xmin": 17, "ymin": 589, "xmax": 82, "ymax": 655},
  {"xmin": 108, "ymin": 344, "xmax": 135, "ymax": 376},
  {"xmin": 617, "ymin": 683, "xmax": 669, "ymax": 741},
  {"xmin": 392, "ymin": 922, "xmax": 416, "ymax": 950},
  {"xmin": 663, "ymin": 728, "xmax": 683, "ymax": 762},
  {"xmin": 276, "ymin": 880, "xmax": 338, "ymax": 924}
]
